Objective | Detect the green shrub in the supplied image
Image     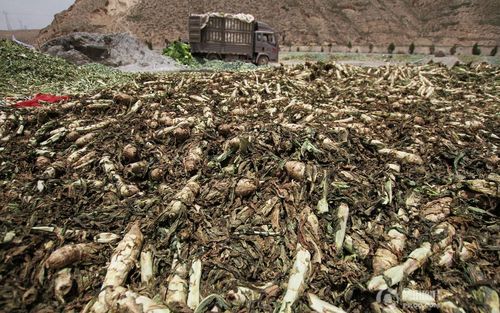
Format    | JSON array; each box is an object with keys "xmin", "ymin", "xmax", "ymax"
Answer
[
  {"xmin": 489, "ymin": 45, "xmax": 497, "ymax": 56},
  {"xmin": 388, "ymin": 42, "xmax": 395, "ymax": 54},
  {"xmin": 163, "ymin": 41, "xmax": 196, "ymax": 65},
  {"xmin": 409, "ymin": 42, "xmax": 415, "ymax": 54},
  {"xmin": 472, "ymin": 43, "xmax": 481, "ymax": 55}
]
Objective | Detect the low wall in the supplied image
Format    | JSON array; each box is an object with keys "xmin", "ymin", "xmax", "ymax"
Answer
[
  {"xmin": 0, "ymin": 29, "xmax": 40, "ymax": 45},
  {"xmin": 283, "ymin": 44, "xmax": 498, "ymax": 56}
]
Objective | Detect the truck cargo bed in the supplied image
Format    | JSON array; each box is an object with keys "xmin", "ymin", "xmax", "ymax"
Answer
[{"xmin": 189, "ymin": 14, "xmax": 255, "ymax": 57}]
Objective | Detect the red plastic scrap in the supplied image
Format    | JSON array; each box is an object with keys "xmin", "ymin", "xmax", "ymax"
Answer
[{"xmin": 14, "ymin": 94, "xmax": 70, "ymax": 108}]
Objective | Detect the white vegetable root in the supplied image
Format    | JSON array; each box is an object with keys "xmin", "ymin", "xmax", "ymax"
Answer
[
  {"xmin": 187, "ymin": 259, "xmax": 202, "ymax": 310},
  {"xmin": 94, "ymin": 232, "xmax": 120, "ymax": 244},
  {"xmin": 184, "ymin": 146, "xmax": 203, "ymax": 174},
  {"xmin": 373, "ymin": 226, "xmax": 407, "ymax": 274},
  {"xmin": 317, "ymin": 171, "xmax": 329, "ymax": 214},
  {"xmin": 235, "ymin": 178, "xmax": 258, "ymax": 197},
  {"xmin": 344, "ymin": 233, "xmax": 370, "ymax": 258},
  {"xmin": 166, "ymin": 262, "xmax": 189, "ymax": 311},
  {"xmin": 335, "ymin": 203, "xmax": 349, "ymax": 253},
  {"xmin": 378, "ymin": 148, "xmax": 423, "ymax": 165},
  {"xmin": 420, "ymin": 197, "xmax": 452, "ymax": 222},
  {"xmin": 140, "ymin": 246, "xmax": 154, "ymax": 285},
  {"xmin": 466, "ymin": 179, "xmax": 499, "ymax": 197},
  {"xmin": 45, "ymin": 243, "xmax": 99, "ymax": 270},
  {"xmin": 91, "ymin": 286, "xmax": 171, "ymax": 313},
  {"xmin": 307, "ymin": 293, "xmax": 347, "ymax": 313},
  {"xmin": 101, "ymin": 222, "xmax": 144, "ymax": 289},
  {"xmin": 100, "ymin": 156, "xmax": 139, "ymax": 197},
  {"xmin": 278, "ymin": 244, "xmax": 311, "ymax": 313},
  {"xmin": 285, "ymin": 161, "xmax": 306, "ymax": 181},
  {"xmin": 367, "ymin": 242, "xmax": 432, "ymax": 291},
  {"xmin": 161, "ymin": 179, "xmax": 200, "ymax": 219}
]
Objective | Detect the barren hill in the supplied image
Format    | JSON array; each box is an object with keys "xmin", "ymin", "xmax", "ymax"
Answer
[{"xmin": 38, "ymin": 0, "xmax": 500, "ymax": 48}]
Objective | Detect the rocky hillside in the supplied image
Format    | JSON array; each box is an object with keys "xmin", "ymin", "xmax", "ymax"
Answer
[{"xmin": 37, "ymin": 0, "xmax": 500, "ymax": 48}]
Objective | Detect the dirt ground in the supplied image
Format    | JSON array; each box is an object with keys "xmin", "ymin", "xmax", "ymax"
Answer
[{"xmin": 278, "ymin": 52, "xmax": 500, "ymax": 68}]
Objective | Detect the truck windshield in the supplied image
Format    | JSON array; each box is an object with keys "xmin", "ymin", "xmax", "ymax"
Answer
[{"xmin": 260, "ymin": 33, "xmax": 276, "ymax": 45}]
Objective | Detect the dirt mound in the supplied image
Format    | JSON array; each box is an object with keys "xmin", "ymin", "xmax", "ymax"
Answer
[
  {"xmin": 1, "ymin": 62, "xmax": 499, "ymax": 312},
  {"xmin": 37, "ymin": 0, "xmax": 500, "ymax": 48},
  {"xmin": 40, "ymin": 32, "xmax": 182, "ymax": 72}
]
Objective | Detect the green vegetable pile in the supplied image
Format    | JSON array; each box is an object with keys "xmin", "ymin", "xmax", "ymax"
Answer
[
  {"xmin": 163, "ymin": 41, "xmax": 258, "ymax": 71},
  {"xmin": 198, "ymin": 59, "xmax": 257, "ymax": 71},
  {"xmin": 0, "ymin": 40, "xmax": 135, "ymax": 97},
  {"xmin": 163, "ymin": 41, "xmax": 196, "ymax": 66}
]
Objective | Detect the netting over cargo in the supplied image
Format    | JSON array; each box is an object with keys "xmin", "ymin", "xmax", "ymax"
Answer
[{"xmin": 192, "ymin": 12, "xmax": 255, "ymax": 29}]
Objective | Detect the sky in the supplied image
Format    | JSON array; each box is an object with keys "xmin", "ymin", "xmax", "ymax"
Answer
[{"xmin": 0, "ymin": 0, "xmax": 74, "ymax": 30}]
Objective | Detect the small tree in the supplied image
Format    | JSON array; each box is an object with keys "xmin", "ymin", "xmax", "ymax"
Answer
[
  {"xmin": 450, "ymin": 44, "xmax": 457, "ymax": 55},
  {"xmin": 472, "ymin": 43, "xmax": 481, "ymax": 55},
  {"xmin": 388, "ymin": 42, "xmax": 395, "ymax": 54},
  {"xmin": 347, "ymin": 41, "xmax": 352, "ymax": 50},
  {"xmin": 369, "ymin": 43, "xmax": 374, "ymax": 53},
  {"xmin": 490, "ymin": 45, "xmax": 497, "ymax": 56},
  {"xmin": 429, "ymin": 44, "xmax": 435, "ymax": 55},
  {"xmin": 409, "ymin": 42, "xmax": 415, "ymax": 54}
]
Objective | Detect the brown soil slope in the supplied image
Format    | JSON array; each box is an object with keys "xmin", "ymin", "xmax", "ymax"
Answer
[{"xmin": 38, "ymin": 0, "xmax": 500, "ymax": 47}]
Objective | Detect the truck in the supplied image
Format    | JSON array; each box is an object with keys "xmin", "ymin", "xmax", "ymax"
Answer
[{"xmin": 188, "ymin": 13, "xmax": 279, "ymax": 65}]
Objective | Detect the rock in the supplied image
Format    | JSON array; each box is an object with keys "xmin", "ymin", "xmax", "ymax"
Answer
[{"xmin": 40, "ymin": 32, "xmax": 181, "ymax": 71}]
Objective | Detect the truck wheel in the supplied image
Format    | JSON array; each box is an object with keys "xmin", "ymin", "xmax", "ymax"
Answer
[
  {"xmin": 207, "ymin": 53, "xmax": 220, "ymax": 61},
  {"xmin": 257, "ymin": 55, "xmax": 269, "ymax": 66}
]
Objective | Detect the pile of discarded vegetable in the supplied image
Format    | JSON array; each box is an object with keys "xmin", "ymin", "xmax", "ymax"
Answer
[
  {"xmin": 0, "ymin": 39, "xmax": 137, "ymax": 97},
  {"xmin": 0, "ymin": 60, "xmax": 499, "ymax": 313}
]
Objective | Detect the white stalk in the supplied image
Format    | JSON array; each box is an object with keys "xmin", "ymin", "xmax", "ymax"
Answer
[
  {"xmin": 140, "ymin": 246, "xmax": 154, "ymax": 285},
  {"xmin": 187, "ymin": 259, "xmax": 202, "ymax": 310},
  {"xmin": 101, "ymin": 222, "xmax": 143, "ymax": 289},
  {"xmin": 161, "ymin": 179, "xmax": 200, "ymax": 219},
  {"xmin": 307, "ymin": 293, "xmax": 346, "ymax": 313},
  {"xmin": 335, "ymin": 203, "xmax": 349, "ymax": 253},
  {"xmin": 91, "ymin": 286, "xmax": 171, "ymax": 313},
  {"xmin": 368, "ymin": 242, "xmax": 432, "ymax": 291},
  {"xmin": 401, "ymin": 289, "xmax": 436, "ymax": 306},
  {"xmin": 378, "ymin": 148, "xmax": 423, "ymax": 165},
  {"xmin": 166, "ymin": 261, "xmax": 189, "ymax": 310},
  {"xmin": 278, "ymin": 244, "xmax": 311, "ymax": 313}
]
